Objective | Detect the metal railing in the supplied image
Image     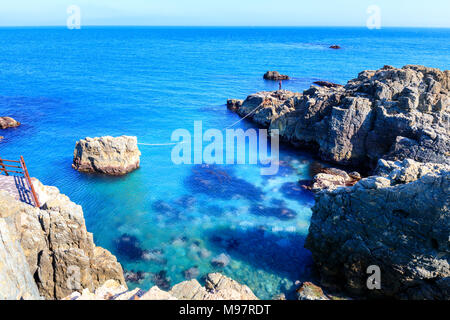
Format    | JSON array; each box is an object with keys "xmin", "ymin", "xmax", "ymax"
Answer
[{"xmin": 0, "ymin": 156, "xmax": 40, "ymax": 208}]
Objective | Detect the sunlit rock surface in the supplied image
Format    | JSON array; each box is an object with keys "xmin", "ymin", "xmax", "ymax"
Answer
[
  {"xmin": 73, "ymin": 136, "xmax": 141, "ymax": 175},
  {"xmin": 305, "ymin": 159, "xmax": 450, "ymax": 299}
]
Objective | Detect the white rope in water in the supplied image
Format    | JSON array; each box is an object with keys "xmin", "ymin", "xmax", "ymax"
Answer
[
  {"xmin": 138, "ymin": 104, "xmax": 264, "ymax": 146},
  {"xmin": 225, "ymin": 104, "xmax": 263, "ymax": 129},
  {"xmin": 138, "ymin": 142, "xmax": 185, "ymax": 146}
]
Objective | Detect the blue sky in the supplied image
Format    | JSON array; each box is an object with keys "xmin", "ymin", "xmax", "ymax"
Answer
[{"xmin": 0, "ymin": 0, "xmax": 449, "ymax": 27}]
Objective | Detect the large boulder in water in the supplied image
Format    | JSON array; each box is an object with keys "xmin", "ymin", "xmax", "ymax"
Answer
[
  {"xmin": 0, "ymin": 117, "xmax": 20, "ymax": 129},
  {"xmin": 263, "ymin": 71, "xmax": 290, "ymax": 80},
  {"xmin": 72, "ymin": 136, "xmax": 141, "ymax": 175},
  {"xmin": 305, "ymin": 159, "xmax": 450, "ymax": 299}
]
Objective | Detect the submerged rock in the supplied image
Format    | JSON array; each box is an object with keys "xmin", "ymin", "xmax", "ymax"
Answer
[
  {"xmin": 263, "ymin": 71, "xmax": 290, "ymax": 80},
  {"xmin": 152, "ymin": 270, "xmax": 171, "ymax": 290},
  {"xmin": 250, "ymin": 204, "xmax": 297, "ymax": 221},
  {"xmin": 114, "ymin": 234, "xmax": 145, "ymax": 262},
  {"xmin": 0, "ymin": 181, "xmax": 126, "ymax": 300},
  {"xmin": 186, "ymin": 164, "xmax": 264, "ymax": 201},
  {"xmin": 280, "ymin": 182, "xmax": 315, "ymax": 205},
  {"xmin": 229, "ymin": 65, "xmax": 450, "ymax": 169},
  {"xmin": 72, "ymin": 136, "xmax": 141, "ymax": 175},
  {"xmin": 124, "ymin": 270, "xmax": 147, "ymax": 284},
  {"xmin": 0, "ymin": 117, "xmax": 20, "ymax": 129},
  {"xmin": 211, "ymin": 253, "xmax": 231, "ymax": 268},
  {"xmin": 183, "ymin": 267, "xmax": 200, "ymax": 280},
  {"xmin": 305, "ymin": 159, "xmax": 450, "ymax": 299}
]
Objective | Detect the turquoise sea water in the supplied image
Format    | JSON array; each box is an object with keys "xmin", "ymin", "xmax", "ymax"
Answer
[{"xmin": 0, "ymin": 27, "xmax": 449, "ymax": 299}]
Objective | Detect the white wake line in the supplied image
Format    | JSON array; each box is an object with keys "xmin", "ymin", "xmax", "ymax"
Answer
[{"xmin": 138, "ymin": 104, "xmax": 264, "ymax": 147}]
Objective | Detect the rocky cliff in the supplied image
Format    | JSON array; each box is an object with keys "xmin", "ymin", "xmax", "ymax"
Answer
[
  {"xmin": 305, "ymin": 159, "xmax": 449, "ymax": 299},
  {"xmin": 0, "ymin": 181, "xmax": 126, "ymax": 300},
  {"xmin": 73, "ymin": 136, "xmax": 141, "ymax": 175},
  {"xmin": 229, "ymin": 65, "xmax": 450, "ymax": 169}
]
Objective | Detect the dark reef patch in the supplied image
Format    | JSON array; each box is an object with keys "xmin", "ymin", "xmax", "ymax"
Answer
[
  {"xmin": 280, "ymin": 182, "xmax": 315, "ymax": 206},
  {"xmin": 185, "ymin": 164, "xmax": 264, "ymax": 201},
  {"xmin": 250, "ymin": 204, "xmax": 297, "ymax": 221},
  {"xmin": 152, "ymin": 270, "xmax": 171, "ymax": 290},
  {"xmin": 114, "ymin": 234, "xmax": 145, "ymax": 262}
]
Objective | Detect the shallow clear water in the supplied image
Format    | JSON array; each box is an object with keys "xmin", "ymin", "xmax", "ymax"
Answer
[{"xmin": 0, "ymin": 27, "xmax": 449, "ymax": 299}]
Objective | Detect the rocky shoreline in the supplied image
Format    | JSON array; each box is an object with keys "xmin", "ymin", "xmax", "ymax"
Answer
[
  {"xmin": 0, "ymin": 179, "xmax": 259, "ymax": 300},
  {"xmin": 228, "ymin": 65, "xmax": 449, "ymax": 170},
  {"xmin": 228, "ymin": 65, "xmax": 450, "ymax": 300}
]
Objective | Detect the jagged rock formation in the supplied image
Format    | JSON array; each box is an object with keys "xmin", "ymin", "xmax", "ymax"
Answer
[
  {"xmin": 64, "ymin": 273, "xmax": 259, "ymax": 300},
  {"xmin": 229, "ymin": 65, "xmax": 450, "ymax": 169},
  {"xmin": 0, "ymin": 181, "xmax": 126, "ymax": 300},
  {"xmin": 263, "ymin": 71, "xmax": 290, "ymax": 80},
  {"xmin": 0, "ymin": 192, "xmax": 41, "ymax": 300},
  {"xmin": 305, "ymin": 159, "xmax": 450, "ymax": 299},
  {"xmin": 72, "ymin": 136, "xmax": 141, "ymax": 175},
  {"xmin": 0, "ymin": 117, "xmax": 20, "ymax": 129},
  {"xmin": 227, "ymin": 90, "xmax": 301, "ymax": 127}
]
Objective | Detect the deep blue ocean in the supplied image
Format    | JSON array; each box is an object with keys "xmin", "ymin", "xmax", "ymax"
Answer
[{"xmin": 1, "ymin": 27, "xmax": 449, "ymax": 299}]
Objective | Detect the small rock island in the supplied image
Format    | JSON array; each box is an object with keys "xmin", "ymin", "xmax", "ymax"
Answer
[
  {"xmin": 0, "ymin": 117, "xmax": 21, "ymax": 129},
  {"xmin": 263, "ymin": 71, "xmax": 290, "ymax": 80},
  {"xmin": 72, "ymin": 136, "xmax": 141, "ymax": 175}
]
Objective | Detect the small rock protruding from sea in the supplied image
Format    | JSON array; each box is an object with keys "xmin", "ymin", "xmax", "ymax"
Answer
[
  {"xmin": 263, "ymin": 71, "xmax": 290, "ymax": 80},
  {"xmin": 0, "ymin": 117, "xmax": 21, "ymax": 129},
  {"xmin": 72, "ymin": 136, "xmax": 141, "ymax": 175},
  {"xmin": 329, "ymin": 45, "xmax": 341, "ymax": 49}
]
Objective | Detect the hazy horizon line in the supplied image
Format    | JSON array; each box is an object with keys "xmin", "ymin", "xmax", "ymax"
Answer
[{"xmin": 0, "ymin": 25, "xmax": 449, "ymax": 29}]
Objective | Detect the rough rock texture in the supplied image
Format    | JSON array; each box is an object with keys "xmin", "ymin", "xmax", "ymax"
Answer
[
  {"xmin": 263, "ymin": 71, "xmax": 290, "ymax": 80},
  {"xmin": 64, "ymin": 273, "xmax": 259, "ymax": 300},
  {"xmin": 308, "ymin": 167, "xmax": 361, "ymax": 192},
  {"xmin": 0, "ymin": 192, "xmax": 41, "ymax": 300},
  {"xmin": 230, "ymin": 65, "xmax": 450, "ymax": 169},
  {"xmin": 0, "ymin": 117, "xmax": 20, "ymax": 129},
  {"xmin": 228, "ymin": 90, "xmax": 301, "ymax": 127},
  {"xmin": 73, "ymin": 136, "xmax": 141, "ymax": 175},
  {"xmin": 0, "ymin": 181, "xmax": 126, "ymax": 300},
  {"xmin": 305, "ymin": 159, "xmax": 450, "ymax": 299},
  {"xmin": 313, "ymin": 81, "xmax": 343, "ymax": 88},
  {"xmin": 296, "ymin": 282, "xmax": 330, "ymax": 300}
]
